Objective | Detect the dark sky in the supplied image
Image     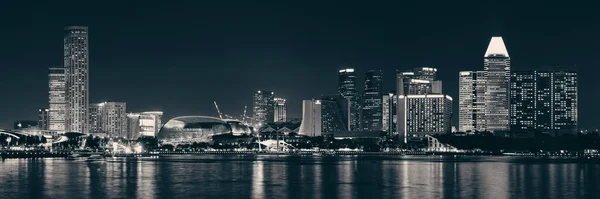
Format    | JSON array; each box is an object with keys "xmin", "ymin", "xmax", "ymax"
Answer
[{"xmin": 0, "ymin": 1, "xmax": 598, "ymax": 130}]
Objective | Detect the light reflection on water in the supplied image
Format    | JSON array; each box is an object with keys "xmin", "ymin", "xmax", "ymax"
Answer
[{"xmin": 0, "ymin": 156, "xmax": 599, "ymax": 199}]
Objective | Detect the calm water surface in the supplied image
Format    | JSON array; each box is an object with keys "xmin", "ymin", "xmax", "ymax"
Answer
[{"xmin": 1, "ymin": 155, "xmax": 599, "ymax": 199}]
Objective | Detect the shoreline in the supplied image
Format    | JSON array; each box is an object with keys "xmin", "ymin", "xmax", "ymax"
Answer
[{"xmin": 2, "ymin": 150, "xmax": 600, "ymax": 159}]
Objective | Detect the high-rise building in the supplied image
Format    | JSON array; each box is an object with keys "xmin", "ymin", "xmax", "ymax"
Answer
[
  {"xmin": 510, "ymin": 69, "xmax": 578, "ymax": 135},
  {"xmin": 382, "ymin": 92, "xmax": 397, "ymax": 134},
  {"xmin": 127, "ymin": 113, "xmax": 141, "ymax": 139},
  {"xmin": 274, "ymin": 98, "xmax": 287, "ymax": 122},
  {"xmin": 48, "ymin": 67, "xmax": 66, "ymax": 133},
  {"xmin": 89, "ymin": 103, "xmax": 103, "ymax": 135},
  {"xmin": 253, "ymin": 90, "xmax": 275, "ymax": 127},
  {"xmin": 338, "ymin": 68, "xmax": 360, "ymax": 131},
  {"xmin": 397, "ymin": 94, "xmax": 453, "ymax": 143},
  {"xmin": 89, "ymin": 102, "xmax": 127, "ymax": 137},
  {"xmin": 362, "ymin": 70, "xmax": 383, "ymax": 131},
  {"xmin": 38, "ymin": 108, "xmax": 49, "ymax": 130},
  {"xmin": 101, "ymin": 102, "xmax": 127, "ymax": 138},
  {"xmin": 64, "ymin": 26, "xmax": 89, "ymax": 134},
  {"xmin": 509, "ymin": 71, "xmax": 536, "ymax": 132},
  {"xmin": 458, "ymin": 71, "xmax": 487, "ymax": 132},
  {"xmin": 483, "ymin": 36, "xmax": 510, "ymax": 132},
  {"xmin": 397, "ymin": 67, "xmax": 440, "ymax": 95},
  {"xmin": 298, "ymin": 98, "xmax": 346, "ymax": 137}
]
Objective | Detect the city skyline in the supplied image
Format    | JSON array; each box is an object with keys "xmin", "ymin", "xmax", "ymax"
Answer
[{"xmin": 1, "ymin": 1, "xmax": 599, "ymax": 130}]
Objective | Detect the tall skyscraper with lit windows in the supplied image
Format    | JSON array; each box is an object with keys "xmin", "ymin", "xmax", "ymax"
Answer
[
  {"xmin": 274, "ymin": 98, "xmax": 287, "ymax": 122},
  {"xmin": 510, "ymin": 69, "xmax": 578, "ymax": 135},
  {"xmin": 48, "ymin": 67, "xmax": 66, "ymax": 133},
  {"xmin": 458, "ymin": 71, "xmax": 487, "ymax": 132},
  {"xmin": 253, "ymin": 90, "xmax": 275, "ymax": 126},
  {"xmin": 338, "ymin": 68, "xmax": 360, "ymax": 131},
  {"xmin": 64, "ymin": 26, "xmax": 89, "ymax": 134},
  {"xmin": 483, "ymin": 36, "xmax": 511, "ymax": 132},
  {"xmin": 362, "ymin": 70, "xmax": 383, "ymax": 131}
]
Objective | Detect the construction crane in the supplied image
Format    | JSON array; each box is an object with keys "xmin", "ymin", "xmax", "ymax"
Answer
[{"xmin": 214, "ymin": 101, "xmax": 224, "ymax": 119}]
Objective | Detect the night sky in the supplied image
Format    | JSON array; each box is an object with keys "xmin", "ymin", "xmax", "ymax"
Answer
[{"xmin": 0, "ymin": 1, "xmax": 598, "ymax": 130}]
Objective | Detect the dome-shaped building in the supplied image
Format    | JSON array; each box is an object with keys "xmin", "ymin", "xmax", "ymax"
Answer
[
  {"xmin": 157, "ymin": 116, "xmax": 233, "ymax": 144},
  {"xmin": 222, "ymin": 119, "xmax": 253, "ymax": 135}
]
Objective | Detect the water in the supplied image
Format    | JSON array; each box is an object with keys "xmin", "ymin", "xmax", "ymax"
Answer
[{"xmin": 1, "ymin": 155, "xmax": 599, "ymax": 199}]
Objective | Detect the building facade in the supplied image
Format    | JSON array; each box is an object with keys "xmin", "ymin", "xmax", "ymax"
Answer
[
  {"xmin": 338, "ymin": 68, "xmax": 360, "ymax": 131},
  {"xmin": 89, "ymin": 103, "xmax": 103, "ymax": 135},
  {"xmin": 139, "ymin": 111, "xmax": 163, "ymax": 137},
  {"xmin": 458, "ymin": 71, "xmax": 487, "ymax": 132},
  {"xmin": 48, "ymin": 67, "xmax": 66, "ymax": 133},
  {"xmin": 89, "ymin": 102, "xmax": 127, "ymax": 137},
  {"xmin": 397, "ymin": 67, "xmax": 441, "ymax": 96},
  {"xmin": 64, "ymin": 26, "xmax": 89, "ymax": 134},
  {"xmin": 483, "ymin": 36, "xmax": 511, "ymax": 132},
  {"xmin": 382, "ymin": 92, "xmax": 397, "ymax": 134},
  {"xmin": 274, "ymin": 98, "xmax": 287, "ymax": 122},
  {"xmin": 510, "ymin": 70, "xmax": 578, "ymax": 135},
  {"xmin": 397, "ymin": 94, "xmax": 453, "ymax": 143},
  {"xmin": 38, "ymin": 108, "xmax": 49, "ymax": 130},
  {"xmin": 298, "ymin": 98, "xmax": 347, "ymax": 137},
  {"xmin": 253, "ymin": 90, "xmax": 275, "ymax": 127},
  {"xmin": 361, "ymin": 70, "xmax": 383, "ymax": 131}
]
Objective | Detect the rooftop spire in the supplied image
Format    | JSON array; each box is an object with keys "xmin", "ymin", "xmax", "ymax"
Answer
[{"xmin": 484, "ymin": 36, "xmax": 509, "ymax": 57}]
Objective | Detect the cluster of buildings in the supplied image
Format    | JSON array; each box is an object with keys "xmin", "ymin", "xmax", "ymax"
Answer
[
  {"xmin": 252, "ymin": 90, "xmax": 287, "ymax": 126},
  {"xmin": 297, "ymin": 36, "xmax": 578, "ymax": 143},
  {"xmin": 459, "ymin": 37, "xmax": 578, "ymax": 136},
  {"xmin": 10, "ymin": 27, "xmax": 578, "ymax": 145},
  {"xmin": 30, "ymin": 26, "xmax": 163, "ymax": 139}
]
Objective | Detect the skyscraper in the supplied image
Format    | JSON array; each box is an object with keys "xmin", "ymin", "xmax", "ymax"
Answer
[
  {"xmin": 253, "ymin": 90, "xmax": 274, "ymax": 126},
  {"xmin": 101, "ymin": 102, "xmax": 127, "ymax": 138},
  {"xmin": 458, "ymin": 71, "xmax": 487, "ymax": 132},
  {"xmin": 382, "ymin": 92, "xmax": 397, "ymax": 134},
  {"xmin": 298, "ymin": 98, "xmax": 346, "ymax": 137},
  {"xmin": 397, "ymin": 67, "xmax": 441, "ymax": 95},
  {"xmin": 362, "ymin": 70, "xmax": 383, "ymax": 131},
  {"xmin": 64, "ymin": 26, "xmax": 89, "ymax": 134},
  {"xmin": 89, "ymin": 102, "xmax": 128, "ymax": 137},
  {"xmin": 510, "ymin": 69, "xmax": 578, "ymax": 135},
  {"xmin": 338, "ymin": 68, "xmax": 360, "ymax": 131},
  {"xmin": 274, "ymin": 98, "xmax": 287, "ymax": 122},
  {"xmin": 38, "ymin": 108, "xmax": 49, "ymax": 130},
  {"xmin": 48, "ymin": 67, "xmax": 66, "ymax": 133},
  {"xmin": 509, "ymin": 71, "xmax": 536, "ymax": 132},
  {"xmin": 483, "ymin": 36, "xmax": 510, "ymax": 132},
  {"xmin": 89, "ymin": 103, "xmax": 104, "ymax": 135},
  {"xmin": 397, "ymin": 94, "xmax": 453, "ymax": 143}
]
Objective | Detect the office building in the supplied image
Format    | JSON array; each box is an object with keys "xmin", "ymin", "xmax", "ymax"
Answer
[
  {"xmin": 338, "ymin": 68, "xmax": 360, "ymax": 131},
  {"xmin": 362, "ymin": 70, "xmax": 383, "ymax": 131},
  {"xmin": 382, "ymin": 92, "xmax": 397, "ymax": 134},
  {"xmin": 253, "ymin": 90, "xmax": 275, "ymax": 127},
  {"xmin": 483, "ymin": 36, "xmax": 510, "ymax": 132},
  {"xmin": 298, "ymin": 98, "xmax": 347, "ymax": 137},
  {"xmin": 48, "ymin": 67, "xmax": 66, "ymax": 133},
  {"xmin": 458, "ymin": 71, "xmax": 487, "ymax": 132},
  {"xmin": 397, "ymin": 94, "xmax": 453, "ymax": 143},
  {"xmin": 38, "ymin": 108, "xmax": 49, "ymax": 130},
  {"xmin": 89, "ymin": 103, "xmax": 103, "ymax": 135},
  {"xmin": 274, "ymin": 98, "xmax": 287, "ymax": 122},
  {"xmin": 397, "ymin": 67, "xmax": 441, "ymax": 95},
  {"xmin": 64, "ymin": 26, "xmax": 89, "ymax": 134},
  {"xmin": 510, "ymin": 69, "xmax": 578, "ymax": 135},
  {"xmin": 89, "ymin": 102, "xmax": 127, "ymax": 137},
  {"xmin": 127, "ymin": 113, "xmax": 141, "ymax": 139}
]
